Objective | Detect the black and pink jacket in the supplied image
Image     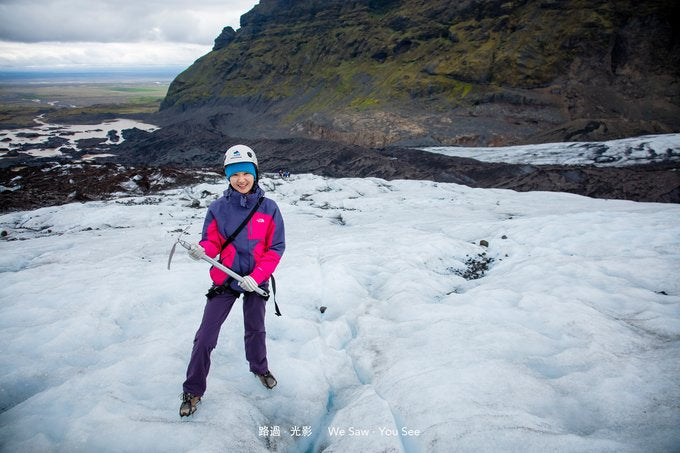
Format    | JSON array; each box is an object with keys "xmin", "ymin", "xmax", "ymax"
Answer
[{"xmin": 199, "ymin": 185, "xmax": 285, "ymax": 292}]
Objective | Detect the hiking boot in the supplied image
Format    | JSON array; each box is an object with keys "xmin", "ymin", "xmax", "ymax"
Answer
[
  {"xmin": 179, "ymin": 392, "xmax": 201, "ymax": 417},
  {"xmin": 255, "ymin": 371, "xmax": 277, "ymax": 389}
]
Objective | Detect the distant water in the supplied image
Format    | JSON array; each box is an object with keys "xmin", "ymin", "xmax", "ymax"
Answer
[{"xmin": 0, "ymin": 67, "xmax": 185, "ymax": 84}]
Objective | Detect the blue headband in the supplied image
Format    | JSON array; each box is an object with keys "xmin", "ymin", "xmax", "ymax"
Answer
[{"xmin": 225, "ymin": 162, "xmax": 257, "ymax": 179}]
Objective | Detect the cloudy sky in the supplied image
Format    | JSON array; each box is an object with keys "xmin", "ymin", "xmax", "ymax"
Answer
[{"xmin": 0, "ymin": 0, "xmax": 260, "ymax": 71}]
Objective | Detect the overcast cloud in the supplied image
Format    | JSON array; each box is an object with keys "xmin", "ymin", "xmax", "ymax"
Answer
[{"xmin": 0, "ymin": 0, "xmax": 260, "ymax": 70}]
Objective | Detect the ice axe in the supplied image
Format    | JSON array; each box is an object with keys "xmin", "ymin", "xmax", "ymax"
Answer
[{"xmin": 168, "ymin": 236, "xmax": 270, "ymax": 298}]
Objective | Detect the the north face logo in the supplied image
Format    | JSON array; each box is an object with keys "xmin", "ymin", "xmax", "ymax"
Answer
[
  {"xmin": 233, "ymin": 151, "xmax": 241, "ymax": 157},
  {"xmin": 256, "ymin": 218, "xmax": 265, "ymax": 223}
]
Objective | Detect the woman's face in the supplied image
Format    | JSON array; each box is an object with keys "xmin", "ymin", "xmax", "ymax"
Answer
[{"xmin": 230, "ymin": 172, "xmax": 255, "ymax": 194}]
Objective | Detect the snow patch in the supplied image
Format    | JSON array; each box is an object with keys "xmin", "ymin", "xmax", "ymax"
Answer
[{"xmin": 420, "ymin": 133, "xmax": 680, "ymax": 167}]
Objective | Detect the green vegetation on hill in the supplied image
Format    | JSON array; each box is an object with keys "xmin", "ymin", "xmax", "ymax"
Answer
[
  {"xmin": 164, "ymin": 1, "xmax": 615, "ymax": 104},
  {"xmin": 161, "ymin": 0, "xmax": 679, "ymax": 145}
]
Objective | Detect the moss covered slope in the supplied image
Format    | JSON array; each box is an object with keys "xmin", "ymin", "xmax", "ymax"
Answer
[{"xmin": 161, "ymin": 0, "xmax": 680, "ymax": 146}]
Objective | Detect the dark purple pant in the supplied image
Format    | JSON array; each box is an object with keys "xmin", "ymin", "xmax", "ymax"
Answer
[{"xmin": 183, "ymin": 290, "xmax": 268, "ymax": 396}]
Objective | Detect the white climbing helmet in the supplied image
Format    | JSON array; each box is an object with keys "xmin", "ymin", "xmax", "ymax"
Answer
[{"xmin": 223, "ymin": 144, "xmax": 258, "ymax": 168}]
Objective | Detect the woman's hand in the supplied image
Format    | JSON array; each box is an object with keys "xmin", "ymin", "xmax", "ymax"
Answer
[
  {"xmin": 188, "ymin": 243, "xmax": 205, "ymax": 261},
  {"xmin": 238, "ymin": 275, "xmax": 259, "ymax": 292}
]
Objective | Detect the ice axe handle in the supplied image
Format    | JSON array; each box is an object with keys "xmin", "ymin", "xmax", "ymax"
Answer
[{"xmin": 177, "ymin": 240, "xmax": 269, "ymax": 298}]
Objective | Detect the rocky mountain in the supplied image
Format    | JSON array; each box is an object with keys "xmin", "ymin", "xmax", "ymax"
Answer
[{"xmin": 159, "ymin": 0, "xmax": 680, "ymax": 147}]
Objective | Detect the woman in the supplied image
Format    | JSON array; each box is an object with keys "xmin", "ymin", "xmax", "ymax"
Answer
[{"xmin": 180, "ymin": 144, "xmax": 285, "ymax": 417}]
